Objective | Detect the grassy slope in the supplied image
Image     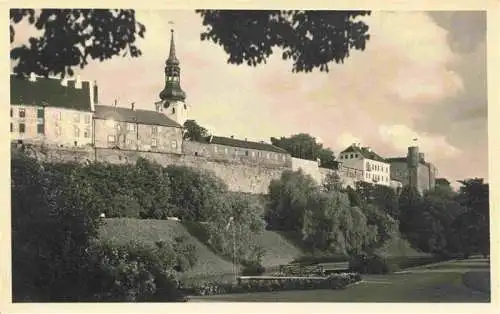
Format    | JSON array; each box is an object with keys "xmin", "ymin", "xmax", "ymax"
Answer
[
  {"xmin": 99, "ymin": 218, "xmax": 235, "ymax": 278},
  {"xmin": 99, "ymin": 218, "xmax": 426, "ymax": 278}
]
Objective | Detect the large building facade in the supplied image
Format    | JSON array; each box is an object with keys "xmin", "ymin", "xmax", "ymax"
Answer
[{"xmin": 9, "ymin": 28, "xmax": 440, "ymax": 194}]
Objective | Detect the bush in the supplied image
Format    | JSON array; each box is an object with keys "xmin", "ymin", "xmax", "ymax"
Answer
[
  {"xmin": 87, "ymin": 241, "xmax": 186, "ymax": 302},
  {"xmin": 293, "ymin": 253, "xmax": 349, "ymax": 265},
  {"xmin": 348, "ymin": 253, "xmax": 398, "ymax": 274},
  {"xmin": 241, "ymin": 261, "xmax": 266, "ymax": 276}
]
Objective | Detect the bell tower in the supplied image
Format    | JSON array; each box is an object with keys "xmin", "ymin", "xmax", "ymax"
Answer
[{"xmin": 158, "ymin": 28, "xmax": 188, "ymax": 125}]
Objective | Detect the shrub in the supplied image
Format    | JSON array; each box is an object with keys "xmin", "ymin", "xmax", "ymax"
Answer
[
  {"xmin": 87, "ymin": 241, "xmax": 187, "ymax": 302},
  {"xmin": 241, "ymin": 261, "xmax": 266, "ymax": 276},
  {"xmin": 348, "ymin": 253, "xmax": 398, "ymax": 274},
  {"xmin": 105, "ymin": 193, "xmax": 142, "ymax": 218}
]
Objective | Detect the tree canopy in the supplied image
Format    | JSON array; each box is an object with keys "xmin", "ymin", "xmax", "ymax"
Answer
[
  {"xmin": 196, "ymin": 10, "xmax": 371, "ymax": 72},
  {"xmin": 10, "ymin": 9, "xmax": 370, "ymax": 77},
  {"xmin": 270, "ymin": 133, "xmax": 337, "ymax": 168},
  {"xmin": 10, "ymin": 9, "xmax": 145, "ymax": 78},
  {"xmin": 183, "ymin": 119, "xmax": 209, "ymax": 142}
]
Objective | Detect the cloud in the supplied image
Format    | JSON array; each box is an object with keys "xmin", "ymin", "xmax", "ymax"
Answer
[
  {"xmin": 336, "ymin": 133, "xmax": 363, "ymax": 149},
  {"xmin": 379, "ymin": 124, "xmax": 461, "ymax": 159}
]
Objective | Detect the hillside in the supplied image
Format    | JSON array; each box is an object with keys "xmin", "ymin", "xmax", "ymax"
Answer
[
  {"xmin": 99, "ymin": 218, "xmax": 305, "ymax": 278},
  {"xmin": 99, "ymin": 218, "xmax": 426, "ymax": 279}
]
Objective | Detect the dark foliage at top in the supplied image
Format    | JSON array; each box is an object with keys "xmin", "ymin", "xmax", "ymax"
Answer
[
  {"xmin": 196, "ymin": 10, "xmax": 371, "ymax": 73},
  {"xmin": 10, "ymin": 9, "xmax": 145, "ymax": 78}
]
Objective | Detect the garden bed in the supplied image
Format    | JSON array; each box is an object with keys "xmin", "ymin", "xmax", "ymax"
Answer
[{"xmin": 180, "ymin": 273, "xmax": 361, "ymax": 296}]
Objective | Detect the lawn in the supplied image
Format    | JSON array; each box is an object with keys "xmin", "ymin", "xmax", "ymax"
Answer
[{"xmin": 190, "ymin": 258, "xmax": 491, "ymax": 302}]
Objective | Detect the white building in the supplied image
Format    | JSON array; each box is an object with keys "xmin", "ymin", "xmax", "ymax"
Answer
[{"xmin": 338, "ymin": 143, "xmax": 391, "ymax": 186}]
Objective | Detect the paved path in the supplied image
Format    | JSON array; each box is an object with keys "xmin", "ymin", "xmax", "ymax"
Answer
[{"xmin": 189, "ymin": 257, "xmax": 491, "ymax": 302}]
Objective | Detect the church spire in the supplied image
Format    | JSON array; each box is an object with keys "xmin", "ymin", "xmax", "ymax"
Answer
[
  {"xmin": 167, "ymin": 29, "xmax": 179, "ymax": 65},
  {"xmin": 159, "ymin": 27, "xmax": 186, "ymax": 102}
]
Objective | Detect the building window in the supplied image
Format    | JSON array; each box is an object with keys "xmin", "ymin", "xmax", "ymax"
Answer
[
  {"xmin": 171, "ymin": 140, "xmax": 177, "ymax": 149},
  {"xmin": 74, "ymin": 113, "xmax": 80, "ymax": 123},
  {"xmin": 172, "ymin": 107, "xmax": 176, "ymax": 114},
  {"xmin": 354, "ymin": 154, "xmax": 358, "ymax": 158},
  {"xmin": 74, "ymin": 126, "xmax": 80, "ymax": 138},
  {"xmin": 127, "ymin": 123, "xmax": 135, "ymax": 131},
  {"xmin": 252, "ymin": 151, "xmax": 256, "ymax": 157},
  {"xmin": 37, "ymin": 108, "xmax": 44, "ymax": 119},
  {"xmin": 19, "ymin": 108, "xmax": 26, "ymax": 118},
  {"xmin": 107, "ymin": 135, "xmax": 116, "ymax": 143},
  {"xmin": 127, "ymin": 139, "xmax": 133, "ymax": 145},
  {"xmin": 37, "ymin": 124, "xmax": 44, "ymax": 135},
  {"xmin": 152, "ymin": 126, "xmax": 158, "ymax": 135},
  {"xmin": 84, "ymin": 128, "xmax": 90, "ymax": 138},
  {"xmin": 10, "ymin": 108, "xmax": 13, "ymax": 117},
  {"xmin": 151, "ymin": 138, "xmax": 157, "ymax": 147},
  {"xmin": 224, "ymin": 147, "xmax": 228, "ymax": 154},
  {"xmin": 245, "ymin": 150, "xmax": 249, "ymax": 156},
  {"xmin": 214, "ymin": 146, "xmax": 218, "ymax": 153},
  {"xmin": 266, "ymin": 153, "xmax": 270, "ymax": 159},
  {"xmin": 10, "ymin": 123, "xmax": 13, "ymax": 132},
  {"xmin": 19, "ymin": 123, "xmax": 25, "ymax": 133},
  {"xmin": 85, "ymin": 115, "xmax": 91, "ymax": 124},
  {"xmin": 116, "ymin": 124, "xmax": 122, "ymax": 131}
]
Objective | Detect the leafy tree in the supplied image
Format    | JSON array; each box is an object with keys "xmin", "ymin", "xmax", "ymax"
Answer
[
  {"xmin": 203, "ymin": 191, "xmax": 266, "ymax": 263},
  {"xmin": 270, "ymin": 133, "xmax": 336, "ymax": 168},
  {"xmin": 10, "ymin": 9, "xmax": 145, "ymax": 78},
  {"xmin": 11, "ymin": 9, "xmax": 371, "ymax": 77},
  {"xmin": 265, "ymin": 169, "xmax": 319, "ymax": 231},
  {"xmin": 183, "ymin": 119, "xmax": 209, "ymax": 142},
  {"xmin": 322, "ymin": 171, "xmax": 343, "ymax": 192},
  {"xmin": 301, "ymin": 190, "xmax": 376, "ymax": 254},
  {"xmin": 454, "ymin": 178, "xmax": 490, "ymax": 257},
  {"xmin": 196, "ymin": 10, "xmax": 371, "ymax": 73},
  {"xmin": 165, "ymin": 165, "xmax": 228, "ymax": 221},
  {"xmin": 11, "ymin": 154, "xmax": 102, "ymax": 301}
]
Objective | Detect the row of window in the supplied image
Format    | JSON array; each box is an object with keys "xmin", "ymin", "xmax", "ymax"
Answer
[
  {"xmin": 365, "ymin": 172, "xmax": 389, "ymax": 183},
  {"xmin": 366, "ymin": 162, "xmax": 389, "ymax": 173},
  {"xmin": 113, "ymin": 123, "xmax": 159, "ymax": 135},
  {"xmin": 340, "ymin": 153, "xmax": 358, "ymax": 160},
  {"xmin": 11, "ymin": 108, "xmax": 91, "ymax": 124},
  {"xmin": 11, "ymin": 122, "xmax": 90, "ymax": 138},
  {"xmin": 107, "ymin": 135, "xmax": 177, "ymax": 149},
  {"xmin": 212, "ymin": 145, "xmax": 285, "ymax": 160}
]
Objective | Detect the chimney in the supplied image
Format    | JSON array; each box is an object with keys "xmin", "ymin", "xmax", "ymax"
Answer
[
  {"xmin": 29, "ymin": 72, "xmax": 37, "ymax": 82},
  {"xmin": 230, "ymin": 135, "xmax": 234, "ymax": 139},
  {"xmin": 245, "ymin": 137, "xmax": 248, "ymax": 141},
  {"xmin": 365, "ymin": 147, "xmax": 372, "ymax": 152},
  {"xmin": 75, "ymin": 75, "xmax": 82, "ymax": 89},
  {"xmin": 131, "ymin": 102, "xmax": 135, "ymax": 111},
  {"xmin": 93, "ymin": 81, "xmax": 98, "ymax": 104},
  {"xmin": 114, "ymin": 99, "xmax": 118, "ymax": 107}
]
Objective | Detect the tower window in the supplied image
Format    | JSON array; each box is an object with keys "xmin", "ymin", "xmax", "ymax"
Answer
[
  {"xmin": 19, "ymin": 109, "xmax": 26, "ymax": 118},
  {"xmin": 37, "ymin": 124, "xmax": 44, "ymax": 135},
  {"xmin": 172, "ymin": 107, "xmax": 176, "ymax": 114},
  {"xmin": 19, "ymin": 123, "xmax": 25, "ymax": 133},
  {"xmin": 37, "ymin": 108, "xmax": 44, "ymax": 119}
]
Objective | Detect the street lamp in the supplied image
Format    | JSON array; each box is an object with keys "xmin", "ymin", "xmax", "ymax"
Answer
[{"xmin": 225, "ymin": 216, "xmax": 237, "ymax": 282}]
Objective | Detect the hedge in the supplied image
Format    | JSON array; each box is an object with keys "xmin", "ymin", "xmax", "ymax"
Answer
[{"xmin": 180, "ymin": 273, "xmax": 361, "ymax": 296}]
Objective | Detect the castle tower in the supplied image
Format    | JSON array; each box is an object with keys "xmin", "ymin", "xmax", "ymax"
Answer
[
  {"xmin": 158, "ymin": 29, "xmax": 188, "ymax": 125},
  {"xmin": 407, "ymin": 146, "xmax": 419, "ymax": 192}
]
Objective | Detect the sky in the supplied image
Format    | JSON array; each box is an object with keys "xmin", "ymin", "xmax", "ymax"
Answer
[{"xmin": 11, "ymin": 10, "xmax": 488, "ymax": 188}]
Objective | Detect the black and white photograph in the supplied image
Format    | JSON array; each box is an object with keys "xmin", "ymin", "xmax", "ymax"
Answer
[{"xmin": 2, "ymin": 1, "xmax": 497, "ymax": 311}]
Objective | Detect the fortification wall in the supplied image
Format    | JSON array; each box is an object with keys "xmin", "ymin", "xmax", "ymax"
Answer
[{"xmin": 291, "ymin": 157, "xmax": 322, "ymax": 183}]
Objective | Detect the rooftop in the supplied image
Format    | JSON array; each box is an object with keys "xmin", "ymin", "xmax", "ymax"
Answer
[
  {"xmin": 340, "ymin": 144, "xmax": 387, "ymax": 163},
  {"xmin": 203, "ymin": 136, "xmax": 289, "ymax": 154},
  {"xmin": 10, "ymin": 74, "xmax": 92, "ymax": 112},
  {"xmin": 94, "ymin": 105, "xmax": 181, "ymax": 128}
]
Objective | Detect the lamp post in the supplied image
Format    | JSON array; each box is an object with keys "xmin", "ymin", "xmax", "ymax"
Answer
[{"xmin": 225, "ymin": 216, "xmax": 237, "ymax": 282}]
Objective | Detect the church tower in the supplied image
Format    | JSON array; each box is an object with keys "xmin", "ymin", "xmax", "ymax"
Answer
[{"xmin": 157, "ymin": 29, "xmax": 188, "ymax": 125}]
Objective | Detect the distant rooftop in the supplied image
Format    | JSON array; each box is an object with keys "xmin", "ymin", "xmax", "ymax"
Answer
[
  {"xmin": 94, "ymin": 105, "xmax": 181, "ymax": 128},
  {"xmin": 340, "ymin": 144, "xmax": 387, "ymax": 163},
  {"xmin": 202, "ymin": 135, "xmax": 289, "ymax": 154}
]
